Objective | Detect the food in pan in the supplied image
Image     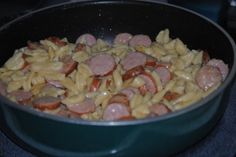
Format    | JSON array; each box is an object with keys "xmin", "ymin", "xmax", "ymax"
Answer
[{"xmin": 0, "ymin": 29, "xmax": 229, "ymax": 121}]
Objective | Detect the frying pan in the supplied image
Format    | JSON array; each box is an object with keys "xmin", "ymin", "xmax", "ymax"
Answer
[{"xmin": 0, "ymin": 0, "xmax": 235, "ymax": 157}]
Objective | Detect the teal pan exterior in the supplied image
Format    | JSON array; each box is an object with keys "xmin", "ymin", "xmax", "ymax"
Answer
[
  {"xmin": 0, "ymin": 1, "xmax": 235, "ymax": 157},
  {"xmin": 0, "ymin": 86, "xmax": 231, "ymax": 157}
]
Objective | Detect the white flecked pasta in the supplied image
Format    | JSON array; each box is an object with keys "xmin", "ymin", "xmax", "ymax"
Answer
[
  {"xmin": 175, "ymin": 38, "xmax": 189, "ymax": 55},
  {"xmin": 62, "ymin": 94, "xmax": 85, "ymax": 106},
  {"xmin": 156, "ymin": 28, "xmax": 170, "ymax": 44},
  {"xmin": 112, "ymin": 65, "xmax": 123, "ymax": 91},
  {"xmin": 152, "ymin": 79, "xmax": 176, "ymax": 104},
  {"xmin": 5, "ymin": 52, "xmax": 25, "ymax": 70},
  {"xmin": 151, "ymin": 71, "xmax": 163, "ymax": 92}
]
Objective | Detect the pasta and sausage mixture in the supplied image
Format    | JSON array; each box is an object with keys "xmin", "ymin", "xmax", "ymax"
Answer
[{"xmin": 0, "ymin": 29, "xmax": 229, "ymax": 121}]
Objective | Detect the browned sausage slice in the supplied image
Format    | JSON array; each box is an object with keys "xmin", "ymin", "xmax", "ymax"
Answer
[
  {"xmin": 56, "ymin": 106, "xmax": 82, "ymax": 119},
  {"xmin": 145, "ymin": 55, "xmax": 157, "ymax": 67},
  {"xmin": 114, "ymin": 33, "xmax": 133, "ymax": 45},
  {"xmin": 129, "ymin": 34, "xmax": 152, "ymax": 47},
  {"xmin": 74, "ymin": 43, "xmax": 86, "ymax": 52},
  {"xmin": 138, "ymin": 72, "xmax": 157, "ymax": 94},
  {"xmin": 10, "ymin": 90, "xmax": 32, "ymax": 104},
  {"xmin": 87, "ymin": 53, "xmax": 116, "ymax": 76},
  {"xmin": 120, "ymin": 87, "xmax": 139, "ymax": 100},
  {"xmin": 33, "ymin": 96, "xmax": 61, "ymax": 110},
  {"xmin": 21, "ymin": 62, "xmax": 31, "ymax": 74},
  {"xmin": 27, "ymin": 41, "xmax": 41, "ymax": 50},
  {"xmin": 108, "ymin": 93, "xmax": 129, "ymax": 106},
  {"xmin": 76, "ymin": 34, "xmax": 96, "ymax": 46},
  {"xmin": 56, "ymin": 106, "xmax": 70, "ymax": 118},
  {"xmin": 149, "ymin": 103, "xmax": 170, "ymax": 116},
  {"xmin": 60, "ymin": 55, "xmax": 78, "ymax": 75},
  {"xmin": 195, "ymin": 65, "xmax": 222, "ymax": 91},
  {"xmin": 89, "ymin": 77, "xmax": 101, "ymax": 92},
  {"xmin": 156, "ymin": 62, "xmax": 172, "ymax": 69},
  {"xmin": 207, "ymin": 59, "xmax": 229, "ymax": 80},
  {"xmin": 121, "ymin": 52, "xmax": 147, "ymax": 71},
  {"xmin": 155, "ymin": 66, "xmax": 171, "ymax": 86},
  {"xmin": 48, "ymin": 36, "xmax": 67, "ymax": 46},
  {"xmin": 103, "ymin": 103, "xmax": 130, "ymax": 121},
  {"xmin": 66, "ymin": 98, "xmax": 95, "ymax": 115},
  {"xmin": 164, "ymin": 91, "xmax": 181, "ymax": 101},
  {"xmin": 122, "ymin": 65, "xmax": 144, "ymax": 81},
  {"xmin": 202, "ymin": 50, "xmax": 210, "ymax": 65}
]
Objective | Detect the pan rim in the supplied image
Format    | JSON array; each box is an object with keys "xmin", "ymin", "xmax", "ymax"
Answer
[{"xmin": 0, "ymin": 0, "xmax": 235, "ymax": 126}]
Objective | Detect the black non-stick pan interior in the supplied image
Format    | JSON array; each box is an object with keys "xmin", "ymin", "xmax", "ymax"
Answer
[{"xmin": 0, "ymin": 0, "xmax": 234, "ymax": 69}]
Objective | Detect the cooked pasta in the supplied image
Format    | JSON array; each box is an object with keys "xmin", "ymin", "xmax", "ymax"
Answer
[{"xmin": 0, "ymin": 29, "xmax": 229, "ymax": 121}]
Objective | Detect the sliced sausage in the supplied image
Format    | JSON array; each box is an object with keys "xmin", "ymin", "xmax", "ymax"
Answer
[
  {"xmin": 103, "ymin": 103, "xmax": 130, "ymax": 121},
  {"xmin": 0, "ymin": 80, "xmax": 7, "ymax": 96},
  {"xmin": 47, "ymin": 80, "xmax": 64, "ymax": 88},
  {"xmin": 145, "ymin": 55, "xmax": 157, "ymax": 67},
  {"xmin": 106, "ymin": 79, "xmax": 112, "ymax": 88},
  {"xmin": 21, "ymin": 54, "xmax": 30, "ymax": 72},
  {"xmin": 138, "ymin": 72, "xmax": 157, "ymax": 94},
  {"xmin": 55, "ymin": 106, "xmax": 71, "ymax": 118},
  {"xmin": 57, "ymin": 109, "xmax": 69, "ymax": 118},
  {"xmin": 118, "ymin": 115, "xmax": 135, "ymax": 120},
  {"xmin": 155, "ymin": 66, "xmax": 171, "ymax": 86},
  {"xmin": 114, "ymin": 33, "xmax": 133, "ymax": 45},
  {"xmin": 156, "ymin": 62, "xmax": 172, "ymax": 69},
  {"xmin": 207, "ymin": 59, "xmax": 229, "ymax": 80},
  {"xmin": 164, "ymin": 91, "xmax": 181, "ymax": 101},
  {"xmin": 48, "ymin": 36, "xmax": 67, "ymax": 46},
  {"xmin": 10, "ymin": 90, "xmax": 32, "ymax": 104},
  {"xmin": 74, "ymin": 43, "xmax": 86, "ymax": 52},
  {"xmin": 87, "ymin": 53, "xmax": 116, "ymax": 76},
  {"xmin": 202, "ymin": 50, "xmax": 210, "ymax": 65},
  {"xmin": 121, "ymin": 52, "xmax": 147, "ymax": 71},
  {"xmin": 76, "ymin": 33, "xmax": 96, "ymax": 46},
  {"xmin": 57, "ymin": 106, "xmax": 82, "ymax": 119},
  {"xmin": 69, "ymin": 111, "xmax": 83, "ymax": 119},
  {"xmin": 60, "ymin": 55, "xmax": 78, "ymax": 75},
  {"xmin": 27, "ymin": 41, "xmax": 41, "ymax": 50},
  {"xmin": 149, "ymin": 103, "xmax": 170, "ymax": 116},
  {"xmin": 120, "ymin": 87, "xmax": 139, "ymax": 100},
  {"xmin": 108, "ymin": 93, "xmax": 129, "ymax": 106},
  {"xmin": 66, "ymin": 98, "xmax": 95, "ymax": 115},
  {"xmin": 33, "ymin": 96, "xmax": 61, "ymax": 110},
  {"xmin": 21, "ymin": 65, "xmax": 30, "ymax": 74},
  {"xmin": 129, "ymin": 34, "xmax": 152, "ymax": 47},
  {"xmin": 89, "ymin": 77, "xmax": 101, "ymax": 92},
  {"xmin": 122, "ymin": 65, "xmax": 144, "ymax": 81},
  {"xmin": 138, "ymin": 85, "xmax": 147, "ymax": 95},
  {"xmin": 195, "ymin": 65, "xmax": 222, "ymax": 91},
  {"xmin": 103, "ymin": 64, "xmax": 117, "ymax": 77}
]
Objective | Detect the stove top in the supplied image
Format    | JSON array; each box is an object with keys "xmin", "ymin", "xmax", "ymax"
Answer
[{"xmin": 0, "ymin": 1, "xmax": 236, "ymax": 157}]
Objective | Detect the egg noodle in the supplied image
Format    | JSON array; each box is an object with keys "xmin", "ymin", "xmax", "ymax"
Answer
[{"xmin": 0, "ymin": 29, "xmax": 226, "ymax": 120}]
